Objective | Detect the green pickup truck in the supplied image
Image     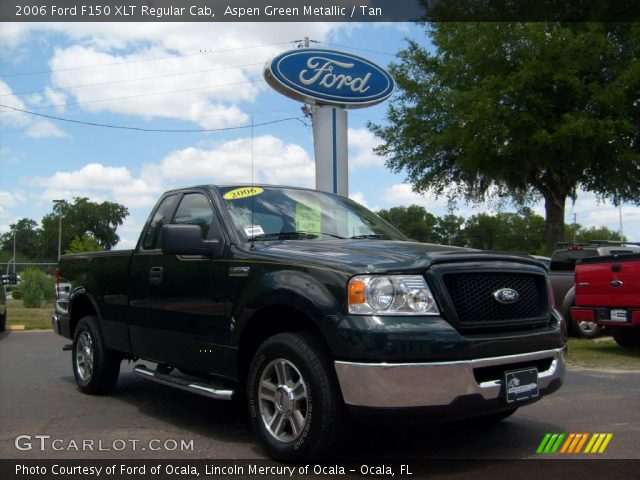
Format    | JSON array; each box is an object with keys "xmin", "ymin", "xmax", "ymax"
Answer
[{"xmin": 54, "ymin": 185, "xmax": 566, "ymax": 459}]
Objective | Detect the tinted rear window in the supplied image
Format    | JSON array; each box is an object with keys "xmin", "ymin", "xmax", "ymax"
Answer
[{"xmin": 550, "ymin": 249, "xmax": 598, "ymax": 271}]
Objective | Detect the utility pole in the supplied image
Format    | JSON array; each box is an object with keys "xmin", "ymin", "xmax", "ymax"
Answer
[
  {"xmin": 12, "ymin": 229, "xmax": 16, "ymax": 274},
  {"xmin": 573, "ymin": 213, "xmax": 577, "ymax": 243},
  {"xmin": 53, "ymin": 199, "xmax": 64, "ymax": 261},
  {"xmin": 619, "ymin": 203, "xmax": 624, "ymax": 241}
]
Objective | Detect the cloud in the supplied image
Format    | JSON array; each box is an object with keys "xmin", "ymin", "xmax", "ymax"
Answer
[
  {"xmin": 21, "ymin": 134, "xmax": 314, "ymax": 210},
  {"xmin": 0, "ymin": 79, "xmax": 68, "ymax": 138},
  {"xmin": 2, "ymin": 23, "xmax": 342, "ymax": 129},
  {"xmin": 381, "ymin": 183, "xmax": 446, "ymax": 208},
  {"xmin": 159, "ymin": 134, "xmax": 314, "ymax": 186},
  {"xmin": 348, "ymin": 127, "xmax": 385, "ymax": 168},
  {"xmin": 0, "ymin": 191, "xmax": 26, "ymax": 208}
]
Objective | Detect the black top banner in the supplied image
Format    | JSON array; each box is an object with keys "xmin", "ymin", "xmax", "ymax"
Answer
[{"xmin": 4, "ymin": 0, "xmax": 640, "ymax": 22}]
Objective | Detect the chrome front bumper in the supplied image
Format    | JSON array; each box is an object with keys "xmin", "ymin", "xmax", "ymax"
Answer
[{"xmin": 334, "ymin": 347, "xmax": 566, "ymax": 409}]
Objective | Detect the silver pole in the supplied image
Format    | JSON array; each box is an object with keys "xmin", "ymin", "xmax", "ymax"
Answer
[
  {"xmin": 53, "ymin": 199, "xmax": 64, "ymax": 261},
  {"xmin": 12, "ymin": 229, "xmax": 16, "ymax": 274},
  {"xmin": 619, "ymin": 202, "xmax": 624, "ymax": 241}
]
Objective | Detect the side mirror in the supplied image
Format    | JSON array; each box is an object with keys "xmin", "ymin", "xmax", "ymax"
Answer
[{"xmin": 161, "ymin": 224, "xmax": 224, "ymax": 258}]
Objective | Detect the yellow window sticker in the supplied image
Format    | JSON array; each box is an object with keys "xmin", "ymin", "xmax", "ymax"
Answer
[
  {"xmin": 295, "ymin": 203, "xmax": 321, "ymax": 232},
  {"xmin": 223, "ymin": 187, "xmax": 264, "ymax": 200}
]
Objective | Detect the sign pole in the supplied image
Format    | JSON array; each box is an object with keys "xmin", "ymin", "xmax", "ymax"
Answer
[{"xmin": 311, "ymin": 105, "xmax": 348, "ymax": 196}]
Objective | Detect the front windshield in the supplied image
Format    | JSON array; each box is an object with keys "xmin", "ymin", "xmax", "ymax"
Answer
[{"xmin": 218, "ymin": 186, "xmax": 407, "ymax": 242}]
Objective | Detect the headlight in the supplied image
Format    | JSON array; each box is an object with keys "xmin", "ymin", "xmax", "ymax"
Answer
[{"xmin": 348, "ymin": 275, "xmax": 439, "ymax": 315}]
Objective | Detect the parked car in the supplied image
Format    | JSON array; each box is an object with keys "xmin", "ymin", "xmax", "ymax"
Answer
[
  {"xmin": 0, "ymin": 283, "xmax": 6, "ymax": 332},
  {"xmin": 548, "ymin": 241, "xmax": 640, "ymax": 338},
  {"xmin": 572, "ymin": 253, "xmax": 640, "ymax": 348},
  {"xmin": 54, "ymin": 185, "xmax": 566, "ymax": 459},
  {"xmin": 2, "ymin": 273, "xmax": 20, "ymax": 286}
]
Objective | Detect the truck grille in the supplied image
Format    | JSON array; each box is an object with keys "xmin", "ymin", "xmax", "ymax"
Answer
[{"xmin": 442, "ymin": 272, "xmax": 548, "ymax": 330}]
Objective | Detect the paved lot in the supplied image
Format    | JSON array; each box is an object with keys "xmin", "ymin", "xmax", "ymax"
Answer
[{"xmin": 1, "ymin": 330, "xmax": 639, "ymax": 460}]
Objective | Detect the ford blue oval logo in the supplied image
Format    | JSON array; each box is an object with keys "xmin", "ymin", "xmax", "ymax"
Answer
[
  {"xmin": 264, "ymin": 49, "xmax": 395, "ymax": 108},
  {"xmin": 493, "ymin": 288, "xmax": 519, "ymax": 304}
]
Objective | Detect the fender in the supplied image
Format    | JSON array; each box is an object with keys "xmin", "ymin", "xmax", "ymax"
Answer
[
  {"xmin": 231, "ymin": 268, "xmax": 346, "ymax": 345},
  {"xmin": 560, "ymin": 285, "xmax": 576, "ymax": 320}
]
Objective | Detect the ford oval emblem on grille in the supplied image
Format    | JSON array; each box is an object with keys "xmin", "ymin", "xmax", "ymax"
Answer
[{"xmin": 493, "ymin": 288, "xmax": 519, "ymax": 304}]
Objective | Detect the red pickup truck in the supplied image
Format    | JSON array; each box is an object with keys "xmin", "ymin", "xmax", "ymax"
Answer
[{"xmin": 571, "ymin": 253, "xmax": 640, "ymax": 348}]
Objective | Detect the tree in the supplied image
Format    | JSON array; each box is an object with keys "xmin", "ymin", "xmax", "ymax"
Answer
[
  {"xmin": 370, "ymin": 22, "xmax": 640, "ymax": 254},
  {"xmin": 575, "ymin": 225, "xmax": 624, "ymax": 243},
  {"xmin": 40, "ymin": 197, "xmax": 129, "ymax": 258},
  {"xmin": 66, "ymin": 233, "xmax": 104, "ymax": 254},
  {"xmin": 463, "ymin": 208, "xmax": 546, "ymax": 253},
  {"xmin": 0, "ymin": 218, "xmax": 41, "ymax": 259},
  {"xmin": 377, "ymin": 204, "xmax": 439, "ymax": 242},
  {"xmin": 434, "ymin": 213, "xmax": 465, "ymax": 246}
]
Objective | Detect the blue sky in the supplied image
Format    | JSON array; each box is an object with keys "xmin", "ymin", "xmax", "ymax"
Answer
[{"xmin": 0, "ymin": 22, "xmax": 638, "ymax": 249}]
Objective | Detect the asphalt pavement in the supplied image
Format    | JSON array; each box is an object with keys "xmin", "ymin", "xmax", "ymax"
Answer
[{"xmin": 1, "ymin": 330, "xmax": 639, "ymax": 461}]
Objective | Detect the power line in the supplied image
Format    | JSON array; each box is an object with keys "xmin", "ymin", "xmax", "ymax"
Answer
[
  {"xmin": 0, "ymin": 62, "xmax": 263, "ymax": 98},
  {"xmin": 0, "ymin": 79, "xmax": 262, "ymax": 112},
  {"xmin": 0, "ymin": 41, "xmax": 293, "ymax": 79},
  {"xmin": 320, "ymin": 42, "xmax": 397, "ymax": 57},
  {"xmin": 0, "ymin": 104, "xmax": 304, "ymax": 133}
]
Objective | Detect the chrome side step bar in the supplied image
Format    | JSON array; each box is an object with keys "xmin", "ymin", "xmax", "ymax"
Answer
[{"xmin": 133, "ymin": 365, "xmax": 233, "ymax": 401}]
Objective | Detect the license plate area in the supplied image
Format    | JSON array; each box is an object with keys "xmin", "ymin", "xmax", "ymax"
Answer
[
  {"xmin": 505, "ymin": 368, "xmax": 539, "ymax": 404},
  {"xmin": 610, "ymin": 309, "xmax": 628, "ymax": 322}
]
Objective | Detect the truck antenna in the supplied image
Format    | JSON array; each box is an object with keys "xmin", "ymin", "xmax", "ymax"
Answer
[{"xmin": 250, "ymin": 115, "xmax": 256, "ymax": 250}]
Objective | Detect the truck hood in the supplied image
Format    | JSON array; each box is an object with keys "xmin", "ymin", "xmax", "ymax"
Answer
[{"xmin": 253, "ymin": 240, "xmax": 543, "ymax": 274}]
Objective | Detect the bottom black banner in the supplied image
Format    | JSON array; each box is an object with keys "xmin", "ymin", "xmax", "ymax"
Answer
[{"xmin": 2, "ymin": 459, "xmax": 639, "ymax": 480}]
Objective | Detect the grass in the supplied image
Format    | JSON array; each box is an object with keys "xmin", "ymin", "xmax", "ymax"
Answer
[
  {"xmin": 6, "ymin": 298, "xmax": 54, "ymax": 330},
  {"xmin": 566, "ymin": 336, "xmax": 640, "ymax": 371}
]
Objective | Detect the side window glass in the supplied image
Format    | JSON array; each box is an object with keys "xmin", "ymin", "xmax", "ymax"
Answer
[
  {"xmin": 172, "ymin": 193, "xmax": 216, "ymax": 239},
  {"xmin": 141, "ymin": 195, "xmax": 177, "ymax": 250}
]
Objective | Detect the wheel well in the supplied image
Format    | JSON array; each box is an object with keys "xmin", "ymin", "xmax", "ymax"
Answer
[
  {"xmin": 69, "ymin": 295, "xmax": 97, "ymax": 337},
  {"xmin": 236, "ymin": 306, "xmax": 326, "ymax": 384}
]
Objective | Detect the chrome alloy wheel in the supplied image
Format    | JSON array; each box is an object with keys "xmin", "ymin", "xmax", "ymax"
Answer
[
  {"xmin": 75, "ymin": 331, "xmax": 94, "ymax": 381},
  {"xmin": 258, "ymin": 358, "xmax": 308, "ymax": 442}
]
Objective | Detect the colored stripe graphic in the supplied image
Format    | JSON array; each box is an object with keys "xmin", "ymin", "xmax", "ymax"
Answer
[{"xmin": 539, "ymin": 433, "xmax": 613, "ymax": 454}]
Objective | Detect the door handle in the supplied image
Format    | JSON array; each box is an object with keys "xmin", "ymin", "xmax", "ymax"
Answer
[{"xmin": 149, "ymin": 267, "xmax": 163, "ymax": 286}]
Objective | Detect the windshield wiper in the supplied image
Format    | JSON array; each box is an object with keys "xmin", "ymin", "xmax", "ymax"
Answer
[
  {"xmin": 349, "ymin": 234, "xmax": 401, "ymax": 240},
  {"xmin": 250, "ymin": 231, "xmax": 319, "ymax": 241}
]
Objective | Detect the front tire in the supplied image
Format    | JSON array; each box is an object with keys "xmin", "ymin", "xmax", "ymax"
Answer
[
  {"xmin": 247, "ymin": 332, "xmax": 345, "ymax": 460},
  {"xmin": 72, "ymin": 316, "xmax": 121, "ymax": 394}
]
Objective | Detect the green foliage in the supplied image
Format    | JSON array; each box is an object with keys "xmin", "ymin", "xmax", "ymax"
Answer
[
  {"xmin": 10, "ymin": 286, "xmax": 22, "ymax": 300},
  {"xmin": 0, "ymin": 219, "xmax": 41, "ymax": 259},
  {"xmin": 19, "ymin": 268, "xmax": 55, "ymax": 308},
  {"xmin": 571, "ymin": 225, "xmax": 624, "ymax": 243},
  {"xmin": 378, "ymin": 205, "xmax": 439, "ymax": 242},
  {"xmin": 370, "ymin": 23, "xmax": 640, "ymax": 253},
  {"xmin": 464, "ymin": 208, "xmax": 546, "ymax": 253},
  {"xmin": 66, "ymin": 233, "xmax": 104, "ymax": 254},
  {"xmin": 0, "ymin": 197, "xmax": 129, "ymax": 260}
]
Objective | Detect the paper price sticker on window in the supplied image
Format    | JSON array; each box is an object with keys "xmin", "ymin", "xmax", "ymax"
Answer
[
  {"xmin": 295, "ymin": 203, "xmax": 321, "ymax": 233},
  {"xmin": 223, "ymin": 187, "xmax": 264, "ymax": 200}
]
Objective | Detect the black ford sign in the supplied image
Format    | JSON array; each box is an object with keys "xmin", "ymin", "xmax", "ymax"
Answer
[{"xmin": 264, "ymin": 48, "xmax": 394, "ymax": 108}]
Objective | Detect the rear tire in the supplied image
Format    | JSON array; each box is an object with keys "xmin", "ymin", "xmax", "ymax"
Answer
[
  {"xmin": 72, "ymin": 316, "xmax": 121, "ymax": 394},
  {"xmin": 247, "ymin": 332, "xmax": 345, "ymax": 460},
  {"xmin": 612, "ymin": 328, "xmax": 640, "ymax": 348},
  {"xmin": 568, "ymin": 309, "xmax": 601, "ymax": 339}
]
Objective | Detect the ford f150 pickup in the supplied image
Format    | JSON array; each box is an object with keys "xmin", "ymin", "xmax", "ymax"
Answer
[
  {"xmin": 53, "ymin": 185, "xmax": 566, "ymax": 459},
  {"xmin": 572, "ymin": 253, "xmax": 640, "ymax": 348}
]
